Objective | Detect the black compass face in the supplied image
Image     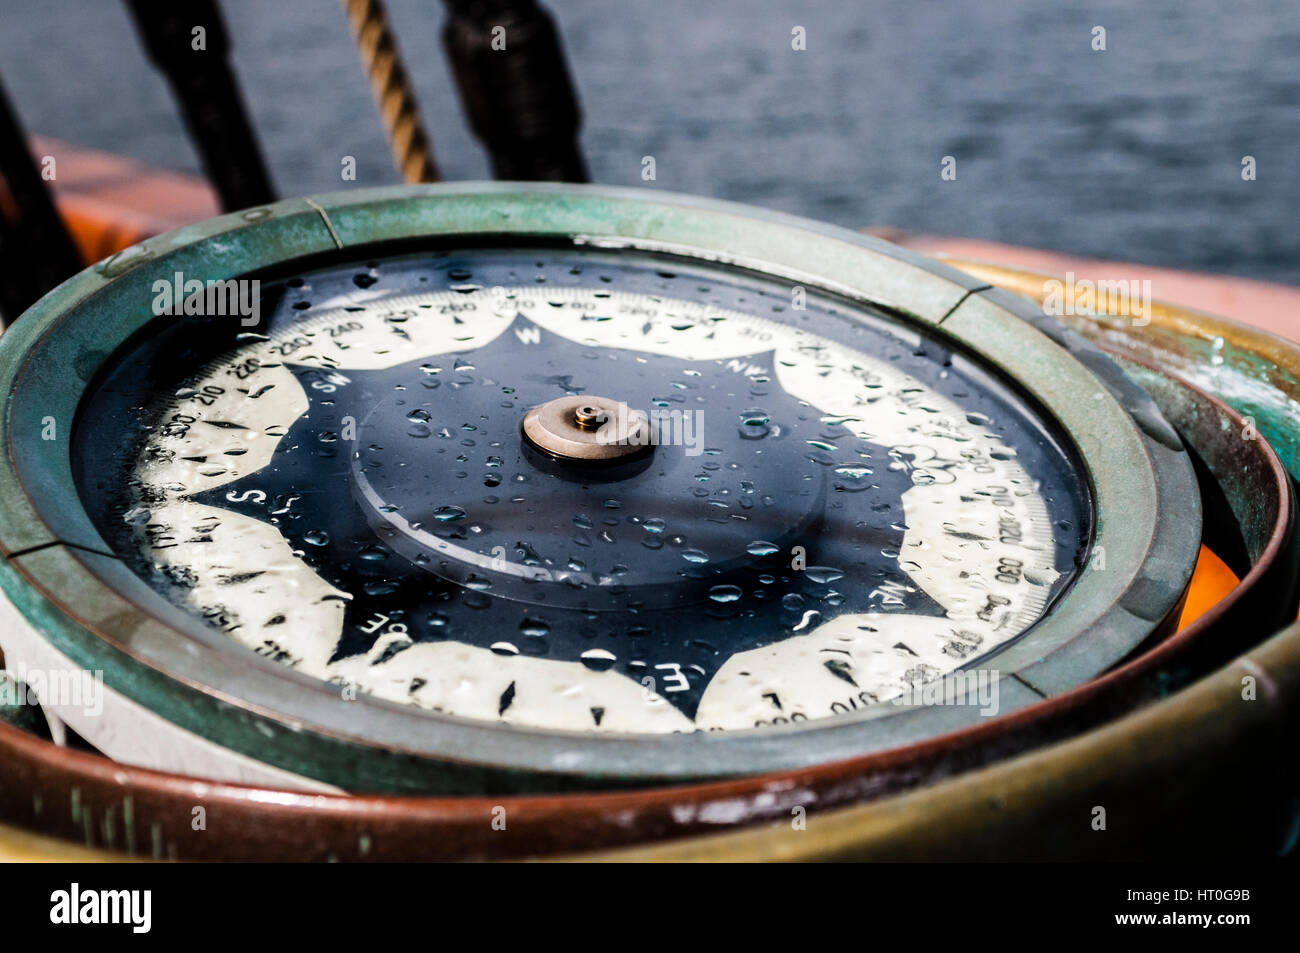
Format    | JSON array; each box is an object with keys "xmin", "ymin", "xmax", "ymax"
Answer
[{"xmin": 73, "ymin": 248, "xmax": 1088, "ymax": 733}]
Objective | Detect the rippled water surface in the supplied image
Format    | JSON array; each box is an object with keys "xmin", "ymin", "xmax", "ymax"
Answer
[{"xmin": 2, "ymin": 0, "xmax": 1296, "ymax": 283}]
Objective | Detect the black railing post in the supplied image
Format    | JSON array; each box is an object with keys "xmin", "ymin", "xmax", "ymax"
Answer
[
  {"xmin": 124, "ymin": 0, "xmax": 276, "ymax": 211},
  {"xmin": 0, "ymin": 73, "xmax": 82, "ymax": 323},
  {"xmin": 441, "ymin": 0, "xmax": 589, "ymax": 182}
]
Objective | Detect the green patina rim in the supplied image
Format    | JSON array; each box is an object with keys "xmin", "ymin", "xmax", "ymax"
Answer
[{"xmin": 0, "ymin": 184, "xmax": 1200, "ymax": 791}]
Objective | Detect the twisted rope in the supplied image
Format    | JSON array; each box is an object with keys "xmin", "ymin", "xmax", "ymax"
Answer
[{"xmin": 340, "ymin": 0, "xmax": 440, "ymax": 183}]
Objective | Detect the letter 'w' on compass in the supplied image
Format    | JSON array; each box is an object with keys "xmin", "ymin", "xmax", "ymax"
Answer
[{"xmin": 0, "ymin": 186, "xmax": 1199, "ymax": 793}]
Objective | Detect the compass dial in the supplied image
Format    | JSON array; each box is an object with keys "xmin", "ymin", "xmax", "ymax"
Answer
[{"xmin": 75, "ymin": 249, "xmax": 1087, "ymax": 735}]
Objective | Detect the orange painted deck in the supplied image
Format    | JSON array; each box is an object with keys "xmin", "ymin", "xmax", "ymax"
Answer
[
  {"xmin": 32, "ymin": 135, "xmax": 219, "ymax": 265},
  {"xmin": 869, "ymin": 228, "xmax": 1300, "ymax": 344}
]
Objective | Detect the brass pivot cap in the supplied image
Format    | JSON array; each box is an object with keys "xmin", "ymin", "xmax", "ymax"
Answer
[{"xmin": 521, "ymin": 395, "xmax": 652, "ymax": 462}]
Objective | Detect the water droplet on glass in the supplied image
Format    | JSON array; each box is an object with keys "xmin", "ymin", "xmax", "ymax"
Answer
[
  {"xmin": 806, "ymin": 566, "xmax": 845, "ymax": 584},
  {"xmin": 520, "ymin": 618, "xmax": 550, "ymax": 638},
  {"xmin": 580, "ymin": 648, "xmax": 617, "ymax": 671},
  {"xmin": 833, "ymin": 465, "xmax": 874, "ymax": 492},
  {"xmin": 738, "ymin": 410, "xmax": 771, "ymax": 440},
  {"xmin": 709, "ymin": 584, "xmax": 743, "ymax": 603}
]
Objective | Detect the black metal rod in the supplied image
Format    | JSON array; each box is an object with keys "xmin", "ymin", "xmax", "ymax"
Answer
[
  {"xmin": 0, "ymin": 72, "xmax": 83, "ymax": 323},
  {"xmin": 442, "ymin": 0, "xmax": 588, "ymax": 182},
  {"xmin": 124, "ymin": 0, "xmax": 275, "ymax": 211}
]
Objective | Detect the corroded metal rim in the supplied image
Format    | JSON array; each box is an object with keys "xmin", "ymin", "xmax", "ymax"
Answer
[{"xmin": 0, "ymin": 185, "xmax": 1196, "ymax": 790}]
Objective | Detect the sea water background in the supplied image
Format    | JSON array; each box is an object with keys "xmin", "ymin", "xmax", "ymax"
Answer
[{"xmin": 2, "ymin": 0, "xmax": 1297, "ymax": 284}]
